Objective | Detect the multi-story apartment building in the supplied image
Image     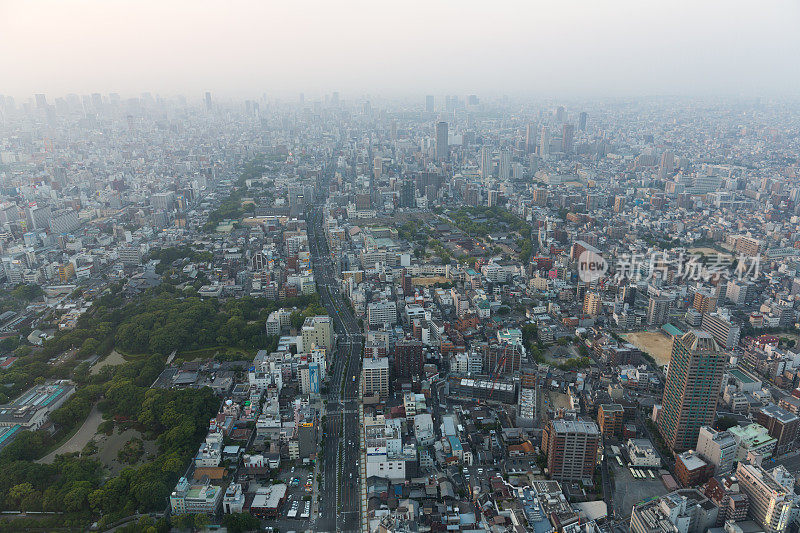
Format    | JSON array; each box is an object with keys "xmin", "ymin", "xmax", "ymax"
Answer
[
  {"xmin": 736, "ymin": 462, "xmax": 792, "ymax": 533},
  {"xmin": 542, "ymin": 419, "xmax": 600, "ymax": 481}
]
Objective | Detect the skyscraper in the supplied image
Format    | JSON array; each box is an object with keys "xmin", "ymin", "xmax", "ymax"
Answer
[
  {"xmin": 498, "ymin": 149, "xmax": 511, "ymax": 179},
  {"xmin": 579, "ymin": 111, "xmax": 587, "ymax": 131},
  {"xmin": 435, "ymin": 121, "xmax": 448, "ymax": 161},
  {"xmin": 425, "ymin": 95, "xmax": 434, "ymax": 113},
  {"xmin": 204, "ymin": 92, "xmax": 212, "ymax": 111},
  {"xmin": 562, "ymin": 123, "xmax": 575, "ymax": 153},
  {"xmin": 480, "ymin": 146, "xmax": 492, "ymax": 182},
  {"xmin": 525, "ymin": 123, "xmax": 536, "ymax": 153},
  {"xmin": 657, "ymin": 331, "xmax": 726, "ymax": 452},
  {"xmin": 539, "ymin": 126, "xmax": 550, "ymax": 157}
]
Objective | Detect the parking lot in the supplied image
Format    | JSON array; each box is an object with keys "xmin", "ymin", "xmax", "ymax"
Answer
[
  {"xmin": 260, "ymin": 463, "xmax": 317, "ymax": 529},
  {"xmin": 609, "ymin": 461, "xmax": 668, "ymax": 519}
]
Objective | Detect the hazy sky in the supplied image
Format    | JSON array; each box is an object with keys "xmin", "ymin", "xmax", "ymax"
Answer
[{"xmin": 2, "ymin": 0, "xmax": 800, "ymax": 100}]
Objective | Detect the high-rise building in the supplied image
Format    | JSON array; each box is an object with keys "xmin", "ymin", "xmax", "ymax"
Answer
[
  {"xmin": 736, "ymin": 462, "xmax": 792, "ymax": 533},
  {"xmin": 204, "ymin": 91, "xmax": 212, "ymax": 111},
  {"xmin": 755, "ymin": 404, "xmax": 800, "ymax": 456},
  {"xmin": 657, "ymin": 331, "xmax": 726, "ymax": 452},
  {"xmin": 578, "ymin": 111, "xmax": 587, "ymax": 132},
  {"xmin": 300, "ymin": 316, "xmax": 334, "ymax": 352},
  {"xmin": 399, "ymin": 178, "xmax": 416, "ymax": 208},
  {"xmin": 394, "ymin": 338, "xmax": 424, "ymax": 380},
  {"xmin": 498, "ymin": 149, "xmax": 511, "ymax": 179},
  {"xmin": 542, "ymin": 419, "xmax": 600, "ymax": 481},
  {"xmin": 597, "ymin": 403, "xmax": 624, "ymax": 438},
  {"xmin": 525, "ymin": 123, "xmax": 536, "ymax": 153},
  {"xmin": 539, "ymin": 126, "xmax": 550, "ymax": 157},
  {"xmin": 647, "ymin": 296, "xmax": 672, "ymax": 326},
  {"xmin": 480, "ymin": 145, "xmax": 492, "ymax": 182},
  {"xmin": 696, "ymin": 426, "xmax": 737, "ymax": 475},
  {"xmin": 692, "ymin": 288, "xmax": 717, "ymax": 314},
  {"xmin": 484, "ymin": 341, "xmax": 522, "ymax": 375},
  {"xmin": 700, "ymin": 310, "xmax": 741, "ymax": 350},
  {"xmin": 425, "ymin": 95, "xmax": 434, "ymax": 113},
  {"xmin": 659, "ymin": 150, "xmax": 675, "ymax": 179},
  {"xmin": 583, "ymin": 292, "xmax": 602, "ymax": 316},
  {"xmin": 362, "ymin": 357, "xmax": 389, "ymax": 400},
  {"xmin": 561, "ymin": 123, "xmax": 575, "ymax": 153},
  {"xmin": 435, "ymin": 121, "xmax": 448, "ymax": 161}
]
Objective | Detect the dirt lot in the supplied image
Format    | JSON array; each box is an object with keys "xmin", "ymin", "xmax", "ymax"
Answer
[
  {"xmin": 39, "ymin": 404, "xmax": 103, "ymax": 464},
  {"xmin": 95, "ymin": 427, "xmax": 158, "ymax": 475},
  {"xmin": 622, "ymin": 331, "xmax": 674, "ymax": 366},
  {"xmin": 90, "ymin": 350, "xmax": 126, "ymax": 375},
  {"xmin": 688, "ymin": 247, "xmax": 732, "ymax": 257},
  {"xmin": 543, "ymin": 344, "xmax": 579, "ymax": 364}
]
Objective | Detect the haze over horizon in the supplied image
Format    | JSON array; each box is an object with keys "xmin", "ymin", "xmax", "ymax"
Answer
[{"xmin": 3, "ymin": 0, "xmax": 800, "ymax": 100}]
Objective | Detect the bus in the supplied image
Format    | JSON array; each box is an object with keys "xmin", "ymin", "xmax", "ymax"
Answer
[
  {"xmin": 616, "ymin": 456, "xmax": 623, "ymax": 467},
  {"xmin": 648, "ymin": 470, "xmax": 655, "ymax": 478},
  {"xmin": 287, "ymin": 507, "xmax": 298, "ymax": 519},
  {"xmin": 300, "ymin": 503, "xmax": 310, "ymax": 519}
]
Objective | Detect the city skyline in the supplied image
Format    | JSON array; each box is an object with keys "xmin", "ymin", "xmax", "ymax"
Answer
[{"xmin": 2, "ymin": 0, "xmax": 800, "ymax": 98}]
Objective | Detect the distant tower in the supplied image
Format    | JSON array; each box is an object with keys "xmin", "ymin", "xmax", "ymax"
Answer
[
  {"xmin": 425, "ymin": 95, "xmax": 435, "ymax": 113},
  {"xmin": 579, "ymin": 111, "xmax": 587, "ymax": 132},
  {"xmin": 480, "ymin": 146, "xmax": 492, "ymax": 182},
  {"xmin": 499, "ymin": 149, "xmax": 511, "ymax": 180},
  {"xmin": 204, "ymin": 92, "xmax": 212, "ymax": 111},
  {"xmin": 657, "ymin": 331, "xmax": 725, "ymax": 452},
  {"xmin": 539, "ymin": 126, "xmax": 551, "ymax": 157},
  {"xmin": 435, "ymin": 121, "xmax": 448, "ymax": 161},
  {"xmin": 525, "ymin": 123, "xmax": 536, "ymax": 153},
  {"xmin": 562, "ymin": 124, "xmax": 575, "ymax": 153},
  {"xmin": 555, "ymin": 106, "xmax": 566, "ymax": 123}
]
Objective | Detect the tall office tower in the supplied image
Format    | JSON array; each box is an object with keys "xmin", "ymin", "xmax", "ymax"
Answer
[
  {"xmin": 480, "ymin": 145, "xmax": 492, "ymax": 182},
  {"xmin": 487, "ymin": 190, "xmax": 498, "ymax": 207},
  {"xmin": 35, "ymin": 94, "xmax": 47, "ymax": 109},
  {"xmin": 555, "ymin": 105, "xmax": 566, "ymax": 123},
  {"xmin": 614, "ymin": 195, "xmax": 626, "ymax": 213},
  {"xmin": 394, "ymin": 338, "xmax": 424, "ymax": 380},
  {"xmin": 331, "ymin": 91, "xmax": 339, "ymax": 105},
  {"xmin": 204, "ymin": 92, "xmax": 212, "ymax": 111},
  {"xmin": 562, "ymin": 123, "xmax": 575, "ymax": 153},
  {"xmin": 539, "ymin": 126, "xmax": 550, "ymax": 157},
  {"xmin": 435, "ymin": 121, "xmax": 448, "ymax": 161},
  {"xmin": 542, "ymin": 419, "xmax": 600, "ymax": 481},
  {"xmin": 657, "ymin": 331, "xmax": 726, "ymax": 452},
  {"xmin": 579, "ymin": 111, "xmax": 587, "ymax": 131},
  {"xmin": 498, "ymin": 149, "xmax": 511, "ymax": 179},
  {"xmin": 525, "ymin": 123, "xmax": 536, "ymax": 153},
  {"xmin": 425, "ymin": 95, "xmax": 434, "ymax": 113},
  {"xmin": 736, "ymin": 462, "xmax": 792, "ymax": 533}
]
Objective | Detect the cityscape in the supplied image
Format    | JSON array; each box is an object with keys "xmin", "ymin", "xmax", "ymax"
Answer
[{"xmin": 2, "ymin": 2, "xmax": 800, "ymax": 533}]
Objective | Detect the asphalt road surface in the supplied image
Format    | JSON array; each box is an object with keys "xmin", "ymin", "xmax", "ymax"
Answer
[{"xmin": 307, "ymin": 186, "xmax": 363, "ymax": 532}]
